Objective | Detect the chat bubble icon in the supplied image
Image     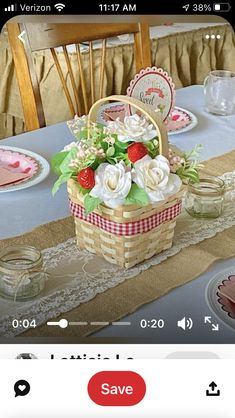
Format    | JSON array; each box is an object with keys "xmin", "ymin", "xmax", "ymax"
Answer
[{"xmin": 14, "ymin": 379, "xmax": 30, "ymax": 397}]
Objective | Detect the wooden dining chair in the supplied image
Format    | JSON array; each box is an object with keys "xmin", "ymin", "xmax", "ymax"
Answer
[{"xmin": 7, "ymin": 23, "xmax": 151, "ymax": 132}]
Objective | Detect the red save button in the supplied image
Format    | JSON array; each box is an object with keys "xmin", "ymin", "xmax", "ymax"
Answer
[{"xmin": 88, "ymin": 371, "xmax": 146, "ymax": 406}]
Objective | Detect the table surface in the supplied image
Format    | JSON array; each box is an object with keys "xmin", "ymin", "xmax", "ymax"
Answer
[{"xmin": 1, "ymin": 85, "xmax": 235, "ymax": 343}]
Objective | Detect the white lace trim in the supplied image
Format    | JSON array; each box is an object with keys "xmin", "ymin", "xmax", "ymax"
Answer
[{"xmin": 1, "ymin": 170, "xmax": 235, "ymax": 337}]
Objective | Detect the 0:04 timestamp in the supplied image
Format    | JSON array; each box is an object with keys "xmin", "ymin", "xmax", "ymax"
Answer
[
  {"xmin": 99, "ymin": 4, "xmax": 137, "ymax": 12},
  {"xmin": 12, "ymin": 319, "xmax": 37, "ymax": 329}
]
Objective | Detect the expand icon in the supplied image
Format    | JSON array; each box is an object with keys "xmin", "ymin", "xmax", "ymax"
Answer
[{"xmin": 204, "ymin": 316, "xmax": 219, "ymax": 332}]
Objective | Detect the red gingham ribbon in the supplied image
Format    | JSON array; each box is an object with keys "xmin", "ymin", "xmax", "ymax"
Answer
[{"xmin": 69, "ymin": 199, "xmax": 182, "ymax": 236}]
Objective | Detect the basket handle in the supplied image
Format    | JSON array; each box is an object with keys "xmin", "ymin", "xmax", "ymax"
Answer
[{"xmin": 88, "ymin": 95, "xmax": 169, "ymax": 157}]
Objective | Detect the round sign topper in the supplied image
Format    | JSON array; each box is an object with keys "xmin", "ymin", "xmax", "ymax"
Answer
[{"xmin": 126, "ymin": 67, "xmax": 175, "ymax": 121}]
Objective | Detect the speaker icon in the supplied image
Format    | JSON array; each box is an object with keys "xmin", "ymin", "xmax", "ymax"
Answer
[{"xmin": 177, "ymin": 317, "xmax": 193, "ymax": 331}]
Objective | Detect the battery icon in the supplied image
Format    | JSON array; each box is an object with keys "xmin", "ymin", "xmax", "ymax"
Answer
[{"xmin": 213, "ymin": 3, "xmax": 231, "ymax": 11}]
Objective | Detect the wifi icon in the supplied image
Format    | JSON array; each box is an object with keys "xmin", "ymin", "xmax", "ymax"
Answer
[{"xmin": 54, "ymin": 3, "xmax": 65, "ymax": 11}]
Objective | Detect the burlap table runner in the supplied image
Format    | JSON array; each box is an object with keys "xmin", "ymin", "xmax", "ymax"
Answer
[{"xmin": 1, "ymin": 150, "xmax": 235, "ymax": 338}]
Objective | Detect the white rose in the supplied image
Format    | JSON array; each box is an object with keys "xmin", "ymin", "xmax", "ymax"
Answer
[
  {"xmin": 132, "ymin": 155, "xmax": 182, "ymax": 203},
  {"xmin": 90, "ymin": 162, "xmax": 132, "ymax": 208},
  {"xmin": 106, "ymin": 114, "xmax": 157, "ymax": 143}
]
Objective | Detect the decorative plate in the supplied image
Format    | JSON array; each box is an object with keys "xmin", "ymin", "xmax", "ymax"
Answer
[
  {"xmin": 97, "ymin": 102, "xmax": 125, "ymax": 124},
  {"xmin": 0, "ymin": 146, "xmax": 50, "ymax": 193},
  {"xmin": 96, "ymin": 102, "xmax": 198, "ymax": 135},
  {"xmin": 126, "ymin": 67, "xmax": 175, "ymax": 121},
  {"xmin": 206, "ymin": 268, "xmax": 235, "ymax": 330},
  {"xmin": 165, "ymin": 106, "xmax": 198, "ymax": 135}
]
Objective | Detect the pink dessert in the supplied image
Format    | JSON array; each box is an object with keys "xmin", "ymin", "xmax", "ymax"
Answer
[{"xmin": 0, "ymin": 149, "xmax": 38, "ymax": 187}]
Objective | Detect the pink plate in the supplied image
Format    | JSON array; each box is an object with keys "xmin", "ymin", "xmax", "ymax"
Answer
[
  {"xmin": 217, "ymin": 275, "xmax": 235, "ymax": 320},
  {"xmin": 0, "ymin": 149, "xmax": 39, "ymax": 187},
  {"xmin": 165, "ymin": 108, "xmax": 191, "ymax": 132}
]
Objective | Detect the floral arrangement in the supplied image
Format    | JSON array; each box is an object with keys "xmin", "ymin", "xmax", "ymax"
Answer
[{"xmin": 51, "ymin": 114, "xmax": 202, "ymax": 214}]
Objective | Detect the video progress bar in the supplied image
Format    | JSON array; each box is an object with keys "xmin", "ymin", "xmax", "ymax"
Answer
[{"xmin": 47, "ymin": 319, "xmax": 131, "ymax": 329}]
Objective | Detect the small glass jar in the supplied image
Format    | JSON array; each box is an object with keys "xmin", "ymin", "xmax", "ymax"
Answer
[
  {"xmin": 0, "ymin": 245, "xmax": 46, "ymax": 301},
  {"xmin": 185, "ymin": 176, "xmax": 225, "ymax": 219}
]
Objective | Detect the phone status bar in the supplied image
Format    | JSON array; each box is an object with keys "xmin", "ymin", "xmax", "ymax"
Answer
[{"xmin": 1, "ymin": 1, "xmax": 233, "ymax": 16}]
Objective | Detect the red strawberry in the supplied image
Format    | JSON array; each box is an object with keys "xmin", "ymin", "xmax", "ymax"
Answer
[
  {"xmin": 77, "ymin": 167, "xmax": 95, "ymax": 189},
  {"xmin": 127, "ymin": 143, "xmax": 148, "ymax": 163}
]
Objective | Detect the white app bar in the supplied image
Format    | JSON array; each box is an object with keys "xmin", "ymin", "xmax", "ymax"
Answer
[{"xmin": 0, "ymin": 359, "xmax": 233, "ymax": 417}]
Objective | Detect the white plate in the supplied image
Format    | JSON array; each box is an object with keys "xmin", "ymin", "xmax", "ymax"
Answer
[
  {"xmin": 96, "ymin": 102, "xmax": 198, "ymax": 135},
  {"xmin": 206, "ymin": 267, "xmax": 235, "ymax": 331},
  {"xmin": 0, "ymin": 146, "xmax": 50, "ymax": 193}
]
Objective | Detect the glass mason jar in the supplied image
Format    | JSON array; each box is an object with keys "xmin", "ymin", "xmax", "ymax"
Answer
[
  {"xmin": 0, "ymin": 245, "xmax": 46, "ymax": 301},
  {"xmin": 204, "ymin": 70, "xmax": 235, "ymax": 116},
  {"xmin": 185, "ymin": 176, "xmax": 225, "ymax": 219}
]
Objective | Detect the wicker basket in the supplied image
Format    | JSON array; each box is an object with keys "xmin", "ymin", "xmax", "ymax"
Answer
[{"xmin": 68, "ymin": 95, "xmax": 183, "ymax": 269}]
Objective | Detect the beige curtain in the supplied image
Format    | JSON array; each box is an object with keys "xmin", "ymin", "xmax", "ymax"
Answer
[
  {"xmin": 151, "ymin": 24, "xmax": 235, "ymax": 87},
  {"xmin": 0, "ymin": 23, "xmax": 235, "ymax": 139}
]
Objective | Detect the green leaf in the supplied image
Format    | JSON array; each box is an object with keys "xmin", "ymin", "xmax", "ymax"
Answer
[
  {"xmin": 84, "ymin": 194, "xmax": 102, "ymax": 215},
  {"xmin": 51, "ymin": 151, "xmax": 69, "ymax": 176},
  {"xmin": 89, "ymin": 156, "xmax": 101, "ymax": 171},
  {"xmin": 106, "ymin": 157, "xmax": 118, "ymax": 165},
  {"xmin": 184, "ymin": 144, "xmax": 203, "ymax": 160},
  {"xmin": 125, "ymin": 184, "xmax": 149, "ymax": 205},
  {"xmin": 101, "ymin": 141, "xmax": 109, "ymax": 152},
  {"xmin": 176, "ymin": 167, "xmax": 200, "ymax": 184},
  {"xmin": 85, "ymin": 155, "xmax": 96, "ymax": 168},
  {"xmin": 115, "ymin": 140, "xmax": 129, "ymax": 151},
  {"xmin": 145, "ymin": 139, "xmax": 159, "ymax": 158},
  {"xmin": 106, "ymin": 146, "xmax": 115, "ymax": 157},
  {"xmin": 52, "ymin": 172, "xmax": 73, "ymax": 195},
  {"xmin": 71, "ymin": 178, "xmax": 90, "ymax": 195},
  {"xmin": 96, "ymin": 123, "xmax": 105, "ymax": 129},
  {"xmin": 59, "ymin": 147, "xmax": 78, "ymax": 174},
  {"xmin": 186, "ymin": 171, "xmax": 200, "ymax": 183}
]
